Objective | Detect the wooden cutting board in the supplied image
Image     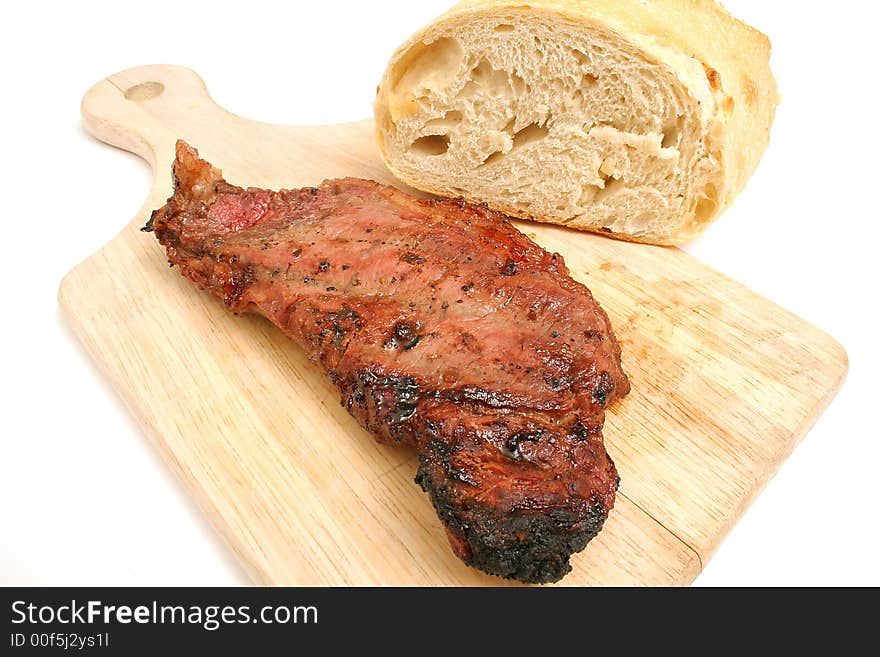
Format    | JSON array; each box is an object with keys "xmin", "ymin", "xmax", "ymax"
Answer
[{"xmin": 59, "ymin": 65, "xmax": 847, "ymax": 586}]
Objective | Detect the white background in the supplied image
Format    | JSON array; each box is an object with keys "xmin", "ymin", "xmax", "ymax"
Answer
[{"xmin": 2, "ymin": 1, "xmax": 877, "ymax": 586}]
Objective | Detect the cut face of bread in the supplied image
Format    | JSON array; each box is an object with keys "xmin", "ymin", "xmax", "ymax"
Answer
[{"xmin": 375, "ymin": 0, "xmax": 778, "ymax": 245}]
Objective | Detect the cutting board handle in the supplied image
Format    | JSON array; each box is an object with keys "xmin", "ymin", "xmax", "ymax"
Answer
[{"xmin": 81, "ymin": 65, "xmax": 214, "ymax": 175}]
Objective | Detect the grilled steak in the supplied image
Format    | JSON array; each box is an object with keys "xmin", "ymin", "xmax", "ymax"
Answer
[{"xmin": 147, "ymin": 141, "xmax": 630, "ymax": 583}]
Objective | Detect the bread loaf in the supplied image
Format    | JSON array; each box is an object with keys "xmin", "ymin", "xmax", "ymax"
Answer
[{"xmin": 374, "ymin": 0, "xmax": 778, "ymax": 245}]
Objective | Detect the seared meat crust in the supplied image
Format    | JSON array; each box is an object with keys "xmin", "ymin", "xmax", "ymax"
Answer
[{"xmin": 147, "ymin": 141, "xmax": 629, "ymax": 583}]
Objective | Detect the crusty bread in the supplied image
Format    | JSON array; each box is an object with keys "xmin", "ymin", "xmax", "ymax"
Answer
[{"xmin": 374, "ymin": 0, "xmax": 778, "ymax": 245}]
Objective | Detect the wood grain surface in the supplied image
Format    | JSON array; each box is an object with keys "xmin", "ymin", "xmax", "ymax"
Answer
[{"xmin": 59, "ymin": 65, "xmax": 848, "ymax": 585}]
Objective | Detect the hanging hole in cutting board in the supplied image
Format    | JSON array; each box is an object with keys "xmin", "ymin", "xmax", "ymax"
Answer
[{"xmin": 123, "ymin": 81, "xmax": 165, "ymax": 102}]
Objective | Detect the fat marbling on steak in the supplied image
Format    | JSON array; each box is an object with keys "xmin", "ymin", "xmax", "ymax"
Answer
[{"xmin": 146, "ymin": 141, "xmax": 630, "ymax": 583}]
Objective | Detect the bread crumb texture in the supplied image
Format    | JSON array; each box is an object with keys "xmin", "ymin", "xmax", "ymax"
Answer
[{"xmin": 375, "ymin": 0, "xmax": 777, "ymax": 245}]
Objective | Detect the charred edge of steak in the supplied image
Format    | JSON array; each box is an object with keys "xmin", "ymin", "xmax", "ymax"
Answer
[{"xmin": 415, "ymin": 458, "xmax": 609, "ymax": 584}]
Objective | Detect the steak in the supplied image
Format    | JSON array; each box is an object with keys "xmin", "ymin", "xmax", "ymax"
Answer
[{"xmin": 146, "ymin": 141, "xmax": 630, "ymax": 583}]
